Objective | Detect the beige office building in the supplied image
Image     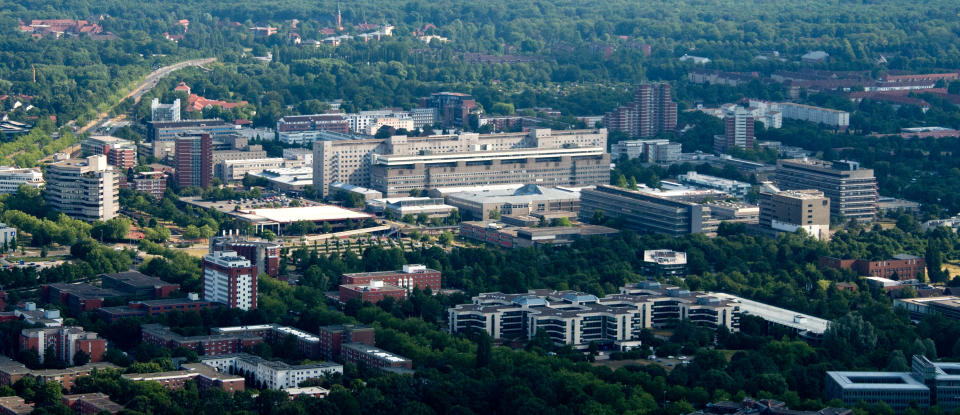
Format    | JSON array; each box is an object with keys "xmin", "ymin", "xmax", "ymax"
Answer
[
  {"xmin": 759, "ymin": 188, "xmax": 830, "ymax": 240},
  {"xmin": 312, "ymin": 128, "xmax": 608, "ymax": 197},
  {"xmin": 44, "ymin": 155, "xmax": 119, "ymax": 221},
  {"xmin": 776, "ymin": 159, "xmax": 877, "ymax": 222}
]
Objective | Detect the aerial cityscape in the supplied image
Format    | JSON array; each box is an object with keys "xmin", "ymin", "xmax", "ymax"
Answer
[{"xmin": 0, "ymin": 0, "xmax": 959, "ymax": 414}]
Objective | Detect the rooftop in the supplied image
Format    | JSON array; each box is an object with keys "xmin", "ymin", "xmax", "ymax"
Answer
[
  {"xmin": 342, "ymin": 342, "xmax": 410, "ymax": 363},
  {"xmin": 710, "ymin": 292, "xmax": 830, "ymax": 334},
  {"xmin": 100, "ymin": 271, "xmax": 176, "ymax": 288},
  {"xmin": 233, "ymin": 205, "xmax": 372, "ymax": 224},
  {"xmin": 826, "ymin": 371, "xmax": 927, "ymax": 390},
  {"xmin": 445, "ymin": 184, "xmax": 582, "ymax": 204}
]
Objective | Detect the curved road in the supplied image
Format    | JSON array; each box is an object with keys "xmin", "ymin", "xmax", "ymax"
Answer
[{"xmin": 77, "ymin": 57, "xmax": 217, "ymax": 135}]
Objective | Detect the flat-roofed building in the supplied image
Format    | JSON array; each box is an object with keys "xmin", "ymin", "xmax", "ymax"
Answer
[
  {"xmin": 702, "ymin": 201, "xmax": 760, "ymax": 224},
  {"xmin": 62, "ymin": 393, "xmax": 124, "ymax": 415},
  {"xmin": 367, "ymin": 197, "xmax": 456, "ymax": 219},
  {"xmin": 82, "ymin": 136, "xmax": 137, "ymax": 169},
  {"xmin": 276, "ymin": 114, "xmax": 350, "ymax": 145},
  {"xmin": 313, "ymin": 128, "xmax": 608, "ymax": 197},
  {"xmin": 148, "ymin": 119, "xmax": 236, "ymax": 159},
  {"xmin": 444, "ymin": 184, "xmax": 582, "ymax": 221},
  {"xmin": 0, "ymin": 396, "xmax": 33, "ymax": 415},
  {"xmin": 151, "ymin": 98, "xmax": 180, "ymax": 122},
  {"xmin": 342, "ymin": 264, "xmax": 442, "ymax": 292},
  {"xmin": 825, "ymin": 355, "xmax": 960, "ymax": 413},
  {"xmin": 460, "ymin": 221, "xmax": 619, "ymax": 249},
  {"xmin": 45, "ymin": 155, "xmax": 119, "ymax": 221},
  {"xmin": 198, "ymin": 353, "xmax": 342, "ymax": 390},
  {"xmin": 448, "ymin": 286, "xmax": 740, "ymax": 347},
  {"xmin": 677, "ymin": 172, "xmax": 752, "ymax": 199},
  {"xmin": 202, "ymin": 251, "xmax": 257, "ymax": 310},
  {"xmin": 579, "ymin": 185, "xmax": 719, "ymax": 236},
  {"xmin": 126, "ymin": 171, "xmax": 167, "ymax": 199},
  {"xmin": 19, "ymin": 326, "xmax": 106, "ymax": 365},
  {"xmin": 779, "ymin": 102, "xmax": 849, "ymax": 128},
  {"xmin": 341, "ymin": 342, "xmax": 413, "ymax": 372},
  {"xmin": 316, "ymin": 325, "xmax": 375, "ymax": 360},
  {"xmin": 759, "ymin": 187, "xmax": 831, "ymax": 240},
  {"xmin": 339, "ymin": 281, "xmax": 406, "ymax": 304},
  {"xmin": 218, "ymin": 157, "xmax": 284, "ymax": 182},
  {"xmin": 0, "ymin": 167, "xmax": 44, "ymax": 194},
  {"xmin": 776, "ymin": 159, "xmax": 877, "ymax": 222},
  {"xmin": 371, "ymin": 146, "xmax": 608, "ymax": 197},
  {"xmin": 100, "ymin": 271, "xmax": 179, "ymax": 298},
  {"xmin": 895, "ymin": 296, "xmax": 960, "ymax": 321},
  {"xmin": 642, "ymin": 250, "xmax": 687, "ymax": 278}
]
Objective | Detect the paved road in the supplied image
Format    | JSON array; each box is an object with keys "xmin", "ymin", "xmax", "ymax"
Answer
[{"xmin": 77, "ymin": 57, "xmax": 216, "ymax": 135}]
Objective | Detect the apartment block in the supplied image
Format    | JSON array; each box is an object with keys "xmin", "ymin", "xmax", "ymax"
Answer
[
  {"xmin": 0, "ymin": 167, "xmax": 44, "ymax": 194},
  {"xmin": 96, "ymin": 294, "xmax": 217, "ymax": 322},
  {"xmin": 174, "ymin": 133, "xmax": 213, "ymax": 188},
  {"xmin": 313, "ymin": 128, "xmax": 608, "ymax": 197},
  {"xmin": 19, "ymin": 326, "xmax": 106, "ymax": 365},
  {"xmin": 341, "ymin": 342, "xmax": 413, "ymax": 372},
  {"xmin": 210, "ymin": 236, "xmax": 281, "ymax": 278},
  {"xmin": 759, "ymin": 188, "xmax": 831, "ymax": 240},
  {"xmin": 125, "ymin": 171, "xmax": 167, "ymax": 199},
  {"xmin": 579, "ymin": 185, "xmax": 719, "ymax": 236},
  {"xmin": 62, "ymin": 393, "xmax": 124, "ymax": 415},
  {"xmin": 714, "ymin": 106, "xmax": 754, "ymax": 152},
  {"xmin": 44, "ymin": 155, "xmax": 119, "ymax": 221},
  {"xmin": 123, "ymin": 363, "xmax": 245, "ymax": 392},
  {"xmin": 316, "ymin": 325, "xmax": 375, "ymax": 360},
  {"xmin": 212, "ymin": 324, "xmax": 321, "ymax": 358},
  {"xmin": 779, "ymin": 103, "xmax": 850, "ymax": 128},
  {"xmin": 203, "ymin": 250, "xmax": 257, "ymax": 310},
  {"xmin": 603, "ymin": 82, "xmax": 677, "ymax": 138},
  {"xmin": 141, "ymin": 324, "xmax": 263, "ymax": 356},
  {"xmin": 776, "ymin": 159, "xmax": 877, "ymax": 222},
  {"xmin": 342, "ymin": 264, "xmax": 441, "ymax": 292},
  {"xmin": 198, "ymin": 353, "xmax": 342, "ymax": 390},
  {"xmin": 0, "ymin": 396, "xmax": 33, "ymax": 415},
  {"xmin": 82, "ymin": 136, "xmax": 137, "ymax": 169}
]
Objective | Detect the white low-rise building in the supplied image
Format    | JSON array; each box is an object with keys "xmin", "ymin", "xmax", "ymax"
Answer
[
  {"xmin": 0, "ymin": 166, "xmax": 44, "ymax": 194},
  {"xmin": 199, "ymin": 353, "xmax": 342, "ymax": 390}
]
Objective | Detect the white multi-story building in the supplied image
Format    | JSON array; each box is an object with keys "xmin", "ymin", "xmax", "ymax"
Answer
[
  {"xmin": 610, "ymin": 139, "xmax": 681, "ymax": 163},
  {"xmin": 677, "ymin": 171, "xmax": 752, "ymax": 199},
  {"xmin": 218, "ymin": 158, "xmax": 285, "ymax": 182},
  {"xmin": 0, "ymin": 166, "xmax": 44, "ymax": 194},
  {"xmin": 364, "ymin": 117, "xmax": 415, "ymax": 135},
  {"xmin": 410, "ymin": 108, "xmax": 437, "ymax": 129},
  {"xmin": 313, "ymin": 128, "xmax": 608, "ymax": 197},
  {"xmin": 778, "ymin": 102, "xmax": 849, "ymax": 128},
  {"xmin": 150, "ymin": 98, "xmax": 181, "ymax": 122},
  {"xmin": 0, "ymin": 223, "xmax": 16, "ymax": 251},
  {"xmin": 44, "ymin": 155, "xmax": 118, "ymax": 221},
  {"xmin": 199, "ymin": 353, "xmax": 342, "ymax": 390},
  {"xmin": 202, "ymin": 251, "xmax": 257, "ymax": 310}
]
